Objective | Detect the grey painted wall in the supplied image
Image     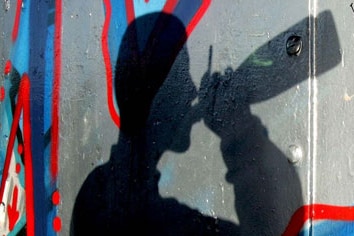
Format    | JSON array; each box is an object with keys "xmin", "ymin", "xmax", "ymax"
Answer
[{"xmin": 0, "ymin": 0, "xmax": 352, "ymax": 235}]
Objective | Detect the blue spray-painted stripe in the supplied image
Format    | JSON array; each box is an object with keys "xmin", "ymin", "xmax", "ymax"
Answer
[
  {"xmin": 10, "ymin": 0, "xmax": 31, "ymax": 75},
  {"xmin": 300, "ymin": 221, "xmax": 354, "ymax": 236},
  {"xmin": 44, "ymin": 24, "xmax": 54, "ymax": 133},
  {"xmin": 108, "ymin": 0, "xmax": 128, "ymax": 74},
  {"xmin": 44, "ymin": 1, "xmax": 55, "ymax": 195},
  {"xmin": 28, "ymin": 0, "xmax": 54, "ymax": 234},
  {"xmin": 174, "ymin": 0, "xmax": 203, "ymax": 28},
  {"xmin": 44, "ymin": 3, "xmax": 57, "ymax": 236},
  {"xmin": 107, "ymin": 0, "xmax": 129, "ymax": 116}
]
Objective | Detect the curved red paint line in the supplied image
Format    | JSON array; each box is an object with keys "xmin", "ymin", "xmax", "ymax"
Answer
[
  {"xmin": 51, "ymin": 0, "xmax": 63, "ymax": 179},
  {"xmin": 186, "ymin": 0, "xmax": 211, "ymax": 37},
  {"xmin": 283, "ymin": 204, "xmax": 354, "ymax": 236},
  {"xmin": 11, "ymin": 0, "xmax": 22, "ymax": 42},
  {"xmin": 102, "ymin": 0, "xmax": 120, "ymax": 128}
]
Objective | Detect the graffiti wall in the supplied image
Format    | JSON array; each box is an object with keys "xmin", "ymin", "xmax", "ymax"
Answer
[{"xmin": 0, "ymin": 0, "xmax": 353, "ymax": 235}]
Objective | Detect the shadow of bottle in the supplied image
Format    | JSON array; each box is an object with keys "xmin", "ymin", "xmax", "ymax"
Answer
[{"xmin": 198, "ymin": 10, "xmax": 340, "ymax": 235}]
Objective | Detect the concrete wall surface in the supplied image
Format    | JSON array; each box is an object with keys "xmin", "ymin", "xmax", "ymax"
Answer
[{"xmin": 0, "ymin": 0, "xmax": 352, "ymax": 235}]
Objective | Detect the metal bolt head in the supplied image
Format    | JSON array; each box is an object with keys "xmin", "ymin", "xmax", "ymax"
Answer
[
  {"xmin": 288, "ymin": 144, "xmax": 303, "ymax": 164},
  {"xmin": 286, "ymin": 35, "xmax": 302, "ymax": 56}
]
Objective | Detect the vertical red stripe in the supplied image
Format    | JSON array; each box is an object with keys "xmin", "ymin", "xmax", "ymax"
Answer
[
  {"xmin": 11, "ymin": 0, "xmax": 22, "ymax": 42},
  {"xmin": 125, "ymin": 0, "xmax": 135, "ymax": 24},
  {"xmin": 102, "ymin": 0, "xmax": 120, "ymax": 128},
  {"xmin": 21, "ymin": 74, "xmax": 35, "ymax": 236},
  {"xmin": 51, "ymin": 0, "xmax": 62, "ymax": 179}
]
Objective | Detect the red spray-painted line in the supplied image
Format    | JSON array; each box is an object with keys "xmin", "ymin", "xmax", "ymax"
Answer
[
  {"xmin": 283, "ymin": 204, "xmax": 354, "ymax": 236},
  {"xmin": 162, "ymin": 0, "xmax": 178, "ymax": 14},
  {"xmin": 125, "ymin": 0, "xmax": 135, "ymax": 25},
  {"xmin": 21, "ymin": 74, "xmax": 35, "ymax": 236},
  {"xmin": 11, "ymin": 0, "xmax": 22, "ymax": 42},
  {"xmin": 102, "ymin": 0, "xmax": 120, "ymax": 128},
  {"xmin": 186, "ymin": 0, "xmax": 211, "ymax": 37},
  {"xmin": 51, "ymin": 0, "xmax": 63, "ymax": 179}
]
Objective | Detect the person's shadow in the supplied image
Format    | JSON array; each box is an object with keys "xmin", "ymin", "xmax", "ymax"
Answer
[
  {"xmin": 71, "ymin": 10, "xmax": 340, "ymax": 236},
  {"xmin": 198, "ymin": 10, "xmax": 340, "ymax": 235},
  {"xmin": 71, "ymin": 12, "xmax": 238, "ymax": 236}
]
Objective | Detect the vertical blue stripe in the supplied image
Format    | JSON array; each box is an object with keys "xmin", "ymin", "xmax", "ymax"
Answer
[
  {"xmin": 28, "ymin": 0, "xmax": 52, "ymax": 234},
  {"xmin": 44, "ymin": 24, "xmax": 54, "ymax": 133},
  {"xmin": 107, "ymin": 0, "xmax": 129, "ymax": 114},
  {"xmin": 44, "ymin": 3, "xmax": 56, "ymax": 236},
  {"xmin": 108, "ymin": 0, "xmax": 128, "ymax": 73}
]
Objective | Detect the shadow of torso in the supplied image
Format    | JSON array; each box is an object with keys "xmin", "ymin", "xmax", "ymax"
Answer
[{"xmin": 71, "ymin": 12, "xmax": 238, "ymax": 236}]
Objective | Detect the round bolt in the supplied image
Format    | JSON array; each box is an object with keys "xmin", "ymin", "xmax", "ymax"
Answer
[
  {"xmin": 288, "ymin": 145, "xmax": 303, "ymax": 164},
  {"xmin": 286, "ymin": 35, "xmax": 302, "ymax": 56}
]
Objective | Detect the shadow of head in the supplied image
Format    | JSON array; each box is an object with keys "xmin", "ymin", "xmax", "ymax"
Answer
[{"xmin": 115, "ymin": 12, "xmax": 185, "ymax": 134}]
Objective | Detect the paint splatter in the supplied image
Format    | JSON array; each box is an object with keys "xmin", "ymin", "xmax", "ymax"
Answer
[
  {"xmin": 15, "ymin": 163, "xmax": 21, "ymax": 174},
  {"xmin": 4, "ymin": 60, "xmax": 12, "ymax": 75},
  {"xmin": 52, "ymin": 190, "xmax": 60, "ymax": 205},
  {"xmin": 0, "ymin": 87, "xmax": 5, "ymax": 102},
  {"xmin": 53, "ymin": 216, "xmax": 61, "ymax": 232}
]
